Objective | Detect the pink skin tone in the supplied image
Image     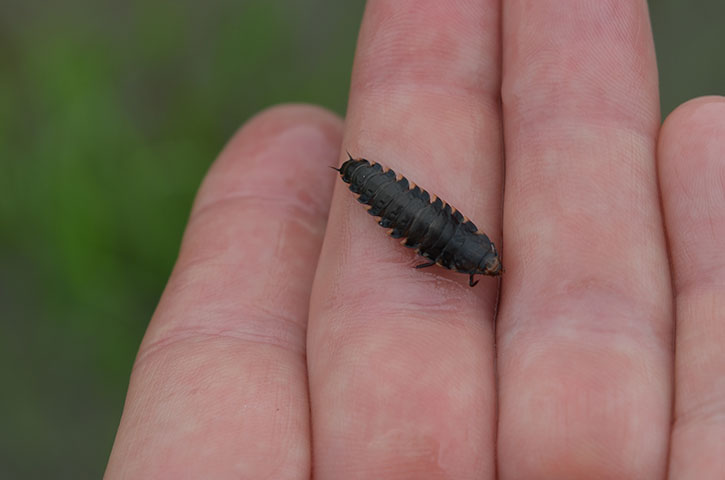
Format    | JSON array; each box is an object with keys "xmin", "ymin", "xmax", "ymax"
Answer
[{"xmin": 105, "ymin": 1, "xmax": 725, "ymax": 479}]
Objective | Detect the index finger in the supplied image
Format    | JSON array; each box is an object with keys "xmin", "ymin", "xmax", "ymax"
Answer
[{"xmin": 106, "ymin": 106, "xmax": 342, "ymax": 479}]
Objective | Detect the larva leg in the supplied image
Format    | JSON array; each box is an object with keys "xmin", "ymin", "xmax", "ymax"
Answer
[
  {"xmin": 469, "ymin": 275, "xmax": 479, "ymax": 287},
  {"xmin": 415, "ymin": 261, "xmax": 436, "ymax": 269}
]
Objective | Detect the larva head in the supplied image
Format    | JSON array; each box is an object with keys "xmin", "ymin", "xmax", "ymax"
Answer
[{"xmin": 337, "ymin": 154, "xmax": 368, "ymax": 184}]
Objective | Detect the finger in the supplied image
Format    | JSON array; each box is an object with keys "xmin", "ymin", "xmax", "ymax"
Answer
[
  {"xmin": 307, "ymin": 1, "xmax": 503, "ymax": 478},
  {"xmin": 658, "ymin": 96, "xmax": 725, "ymax": 479},
  {"xmin": 497, "ymin": 1, "xmax": 672, "ymax": 478},
  {"xmin": 105, "ymin": 105, "xmax": 342, "ymax": 479}
]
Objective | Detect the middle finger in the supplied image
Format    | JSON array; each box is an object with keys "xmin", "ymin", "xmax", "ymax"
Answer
[{"xmin": 307, "ymin": 0, "xmax": 504, "ymax": 478}]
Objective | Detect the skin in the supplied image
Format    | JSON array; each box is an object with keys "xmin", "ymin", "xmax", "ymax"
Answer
[{"xmin": 105, "ymin": 1, "xmax": 725, "ymax": 479}]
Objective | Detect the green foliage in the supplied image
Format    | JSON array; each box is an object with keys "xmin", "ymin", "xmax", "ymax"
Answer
[{"xmin": 0, "ymin": 1, "xmax": 363, "ymax": 477}]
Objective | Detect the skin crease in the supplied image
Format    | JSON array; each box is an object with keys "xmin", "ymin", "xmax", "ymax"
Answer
[{"xmin": 105, "ymin": 1, "xmax": 725, "ymax": 479}]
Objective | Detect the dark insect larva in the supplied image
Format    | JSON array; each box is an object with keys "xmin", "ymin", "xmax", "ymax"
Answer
[{"xmin": 334, "ymin": 154, "xmax": 502, "ymax": 286}]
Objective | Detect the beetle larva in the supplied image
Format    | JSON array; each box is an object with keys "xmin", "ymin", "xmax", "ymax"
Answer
[{"xmin": 334, "ymin": 154, "xmax": 502, "ymax": 286}]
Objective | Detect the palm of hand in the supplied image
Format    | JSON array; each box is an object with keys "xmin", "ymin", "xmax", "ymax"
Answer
[{"xmin": 106, "ymin": 1, "xmax": 725, "ymax": 479}]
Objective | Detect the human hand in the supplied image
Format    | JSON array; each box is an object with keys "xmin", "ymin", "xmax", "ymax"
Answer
[{"xmin": 105, "ymin": 1, "xmax": 725, "ymax": 478}]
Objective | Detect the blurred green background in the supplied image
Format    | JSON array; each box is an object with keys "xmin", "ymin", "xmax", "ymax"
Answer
[{"xmin": 0, "ymin": 1, "xmax": 722, "ymax": 477}]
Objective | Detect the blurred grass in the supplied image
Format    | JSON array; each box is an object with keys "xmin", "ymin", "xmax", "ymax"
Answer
[
  {"xmin": 0, "ymin": 1, "xmax": 365, "ymax": 477},
  {"xmin": 0, "ymin": 1, "xmax": 723, "ymax": 478}
]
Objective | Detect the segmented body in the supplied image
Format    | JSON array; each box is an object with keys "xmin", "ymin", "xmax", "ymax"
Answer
[{"xmin": 335, "ymin": 155, "xmax": 502, "ymax": 286}]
